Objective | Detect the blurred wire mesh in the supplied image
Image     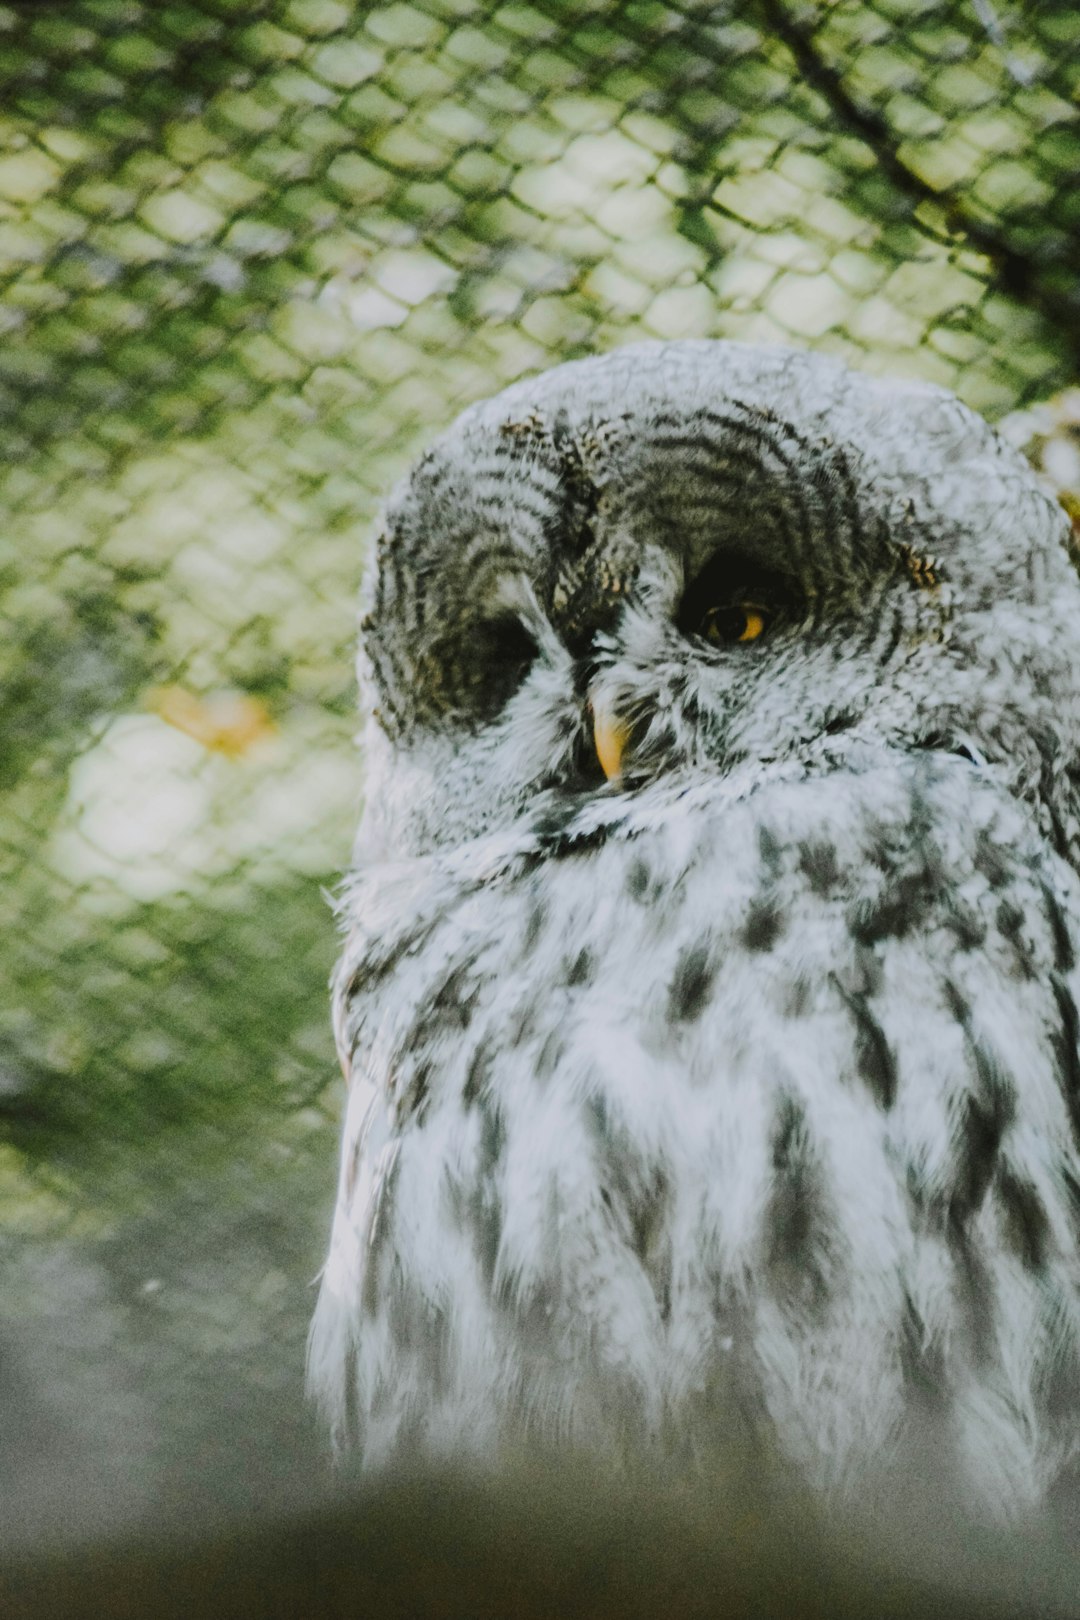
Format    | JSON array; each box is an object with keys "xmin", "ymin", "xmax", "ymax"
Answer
[{"xmin": 2, "ymin": 0, "xmax": 1080, "ymax": 1556}]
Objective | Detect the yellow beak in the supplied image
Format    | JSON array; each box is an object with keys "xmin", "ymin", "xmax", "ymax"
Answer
[{"xmin": 592, "ymin": 702, "xmax": 630, "ymax": 781}]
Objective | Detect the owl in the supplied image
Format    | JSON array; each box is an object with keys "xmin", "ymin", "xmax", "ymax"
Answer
[{"xmin": 308, "ymin": 341, "xmax": 1080, "ymax": 1519}]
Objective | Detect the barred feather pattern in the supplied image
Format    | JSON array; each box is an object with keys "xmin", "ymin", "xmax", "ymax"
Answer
[{"xmin": 309, "ymin": 342, "xmax": 1080, "ymax": 1518}]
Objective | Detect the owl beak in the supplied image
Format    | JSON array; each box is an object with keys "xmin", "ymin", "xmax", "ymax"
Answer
[{"xmin": 591, "ymin": 701, "xmax": 630, "ymax": 781}]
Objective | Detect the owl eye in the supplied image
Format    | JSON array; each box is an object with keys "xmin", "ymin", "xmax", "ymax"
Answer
[
  {"xmin": 469, "ymin": 616, "xmax": 540, "ymax": 717},
  {"xmin": 700, "ymin": 603, "xmax": 768, "ymax": 645},
  {"xmin": 678, "ymin": 553, "xmax": 793, "ymax": 650}
]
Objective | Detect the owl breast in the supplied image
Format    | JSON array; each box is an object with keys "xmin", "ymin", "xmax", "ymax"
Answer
[{"xmin": 310, "ymin": 744, "xmax": 1080, "ymax": 1516}]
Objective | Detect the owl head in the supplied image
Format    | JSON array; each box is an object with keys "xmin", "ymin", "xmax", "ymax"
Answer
[{"xmin": 355, "ymin": 341, "xmax": 1080, "ymax": 864}]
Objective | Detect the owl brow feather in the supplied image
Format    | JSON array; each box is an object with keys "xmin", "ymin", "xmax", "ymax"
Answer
[
  {"xmin": 498, "ymin": 410, "xmax": 640, "ymax": 648},
  {"xmin": 896, "ymin": 540, "xmax": 944, "ymax": 592}
]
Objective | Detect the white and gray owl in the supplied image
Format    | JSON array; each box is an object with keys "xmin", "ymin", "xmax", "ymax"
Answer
[{"xmin": 308, "ymin": 341, "xmax": 1080, "ymax": 1519}]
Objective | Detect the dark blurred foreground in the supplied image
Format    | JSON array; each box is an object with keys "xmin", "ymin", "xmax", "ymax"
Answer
[{"xmin": 3, "ymin": 1461, "xmax": 1080, "ymax": 1620}]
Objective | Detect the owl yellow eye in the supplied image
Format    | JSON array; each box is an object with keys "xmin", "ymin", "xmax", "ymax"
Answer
[
  {"xmin": 737, "ymin": 606, "xmax": 766, "ymax": 643},
  {"xmin": 701, "ymin": 603, "xmax": 768, "ymax": 645},
  {"xmin": 677, "ymin": 555, "xmax": 792, "ymax": 648}
]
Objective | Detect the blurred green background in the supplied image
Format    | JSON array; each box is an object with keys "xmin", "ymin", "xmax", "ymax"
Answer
[{"xmin": 2, "ymin": 0, "xmax": 1079, "ymax": 1558}]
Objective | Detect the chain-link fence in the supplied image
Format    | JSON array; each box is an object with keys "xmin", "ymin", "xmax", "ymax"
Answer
[{"xmin": 3, "ymin": 0, "xmax": 1080, "ymax": 1567}]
